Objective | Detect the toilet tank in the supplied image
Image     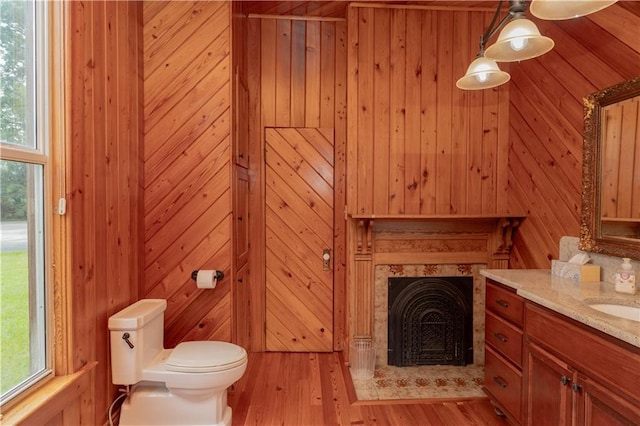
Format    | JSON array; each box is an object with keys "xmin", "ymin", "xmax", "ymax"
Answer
[{"xmin": 108, "ymin": 299, "xmax": 167, "ymax": 385}]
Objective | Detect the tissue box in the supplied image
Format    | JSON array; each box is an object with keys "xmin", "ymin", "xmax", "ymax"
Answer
[{"xmin": 551, "ymin": 260, "xmax": 601, "ymax": 282}]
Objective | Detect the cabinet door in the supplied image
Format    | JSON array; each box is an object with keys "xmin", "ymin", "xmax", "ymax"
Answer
[
  {"xmin": 525, "ymin": 342, "xmax": 575, "ymax": 426},
  {"xmin": 577, "ymin": 374, "xmax": 640, "ymax": 426}
]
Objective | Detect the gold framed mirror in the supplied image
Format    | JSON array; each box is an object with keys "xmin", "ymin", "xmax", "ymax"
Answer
[{"xmin": 580, "ymin": 76, "xmax": 640, "ymax": 260}]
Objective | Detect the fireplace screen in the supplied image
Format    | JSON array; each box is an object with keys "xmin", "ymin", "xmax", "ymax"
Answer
[{"xmin": 388, "ymin": 277, "xmax": 473, "ymax": 366}]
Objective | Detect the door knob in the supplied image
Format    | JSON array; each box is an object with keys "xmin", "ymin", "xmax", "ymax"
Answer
[{"xmin": 322, "ymin": 249, "xmax": 331, "ymax": 271}]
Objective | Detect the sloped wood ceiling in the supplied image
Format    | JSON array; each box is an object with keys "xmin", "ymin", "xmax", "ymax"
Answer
[
  {"xmin": 143, "ymin": 1, "xmax": 232, "ymax": 347},
  {"xmin": 508, "ymin": 2, "xmax": 640, "ymax": 268}
]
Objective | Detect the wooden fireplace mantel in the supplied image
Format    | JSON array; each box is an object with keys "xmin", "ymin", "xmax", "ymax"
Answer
[
  {"xmin": 347, "ymin": 214, "xmax": 524, "ymax": 340},
  {"xmin": 350, "ymin": 214, "xmax": 524, "ymax": 258}
]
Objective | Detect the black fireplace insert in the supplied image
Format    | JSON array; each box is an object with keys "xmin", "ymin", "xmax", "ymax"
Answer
[{"xmin": 388, "ymin": 276, "xmax": 473, "ymax": 366}]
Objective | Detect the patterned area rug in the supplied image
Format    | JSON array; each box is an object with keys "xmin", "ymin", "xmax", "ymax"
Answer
[{"xmin": 351, "ymin": 364, "xmax": 485, "ymax": 401}]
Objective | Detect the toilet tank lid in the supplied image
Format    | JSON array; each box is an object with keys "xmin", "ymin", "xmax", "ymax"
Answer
[{"xmin": 108, "ymin": 299, "xmax": 167, "ymax": 330}]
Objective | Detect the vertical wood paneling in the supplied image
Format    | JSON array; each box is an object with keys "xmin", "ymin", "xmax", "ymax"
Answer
[
  {"xmin": 508, "ymin": 4, "xmax": 640, "ymax": 268},
  {"xmin": 143, "ymin": 1, "xmax": 232, "ymax": 348},
  {"xmin": 305, "ymin": 22, "xmax": 321, "ymax": 126},
  {"xmin": 466, "ymin": 13, "xmax": 485, "ymax": 214},
  {"xmin": 320, "ymin": 23, "xmax": 336, "ymax": 128},
  {"xmin": 348, "ymin": 6, "xmax": 507, "ymax": 216},
  {"xmin": 420, "ymin": 11, "xmax": 438, "ymax": 214},
  {"xmin": 496, "ymin": 68, "xmax": 510, "ymax": 214},
  {"xmin": 358, "ymin": 8, "xmax": 375, "ymax": 214},
  {"xmin": 261, "ymin": 19, "xmax": 277, "ymax": 126},
  {"xmin": 389, "ymin": 9, "xmax": 406, "ymax": 214},
  {"xmin": 347, "ymin": 5, "xmax": 359, "ymax": 213},
  {"xmin": 404, "ymin": 10, "xmax": 421, "ymax": 214},
  {"xmin": 435, "ymin": 11, "xmax": 453, "ymax": 214},
  {"xmin": 450, "ymin": 12, "xmax": 469, "ymax": 214},
  {"xmin": 248, "ymin": 16, "xmax": 347, "ymax": 351},
  {"xmin": 291, "ymin": 20, "xmax": 306, "ymax": 127},
  {"xmin": 334, "ymin": 20, "xmax": 348, "ymax": 351},
  {"xmin": 68, "ymin": 1, "xmax": 143, "ymax": 424},
  {"xmin": 276, "ymin": 20, "xmax": 292, "ymax": 126},
  {"xmin": 480, "ymin": 86, "xmax": 499, "ymax": 213},
  {"xmin": 373, "ymin": 9, "xmax": 390, "ymax": 214}
]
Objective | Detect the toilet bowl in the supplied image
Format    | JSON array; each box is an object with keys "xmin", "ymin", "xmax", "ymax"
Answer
[{"xmin": 108, "ymin": 299, "xmax": 247, "ymax": 426}]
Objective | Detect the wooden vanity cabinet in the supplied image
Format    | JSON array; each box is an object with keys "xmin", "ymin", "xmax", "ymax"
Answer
[
  {"xmin": 484, "ymin": 280, "xmax": 525, "ymax": 423},
  {"xmin": 524, "ymin": 303, "xmax": 640, "ymax": 426}
]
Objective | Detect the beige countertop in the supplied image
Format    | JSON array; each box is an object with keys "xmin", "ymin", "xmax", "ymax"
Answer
[{"xmin": 481, "ymin": 269, "xmax": 640, "ymax": 348}]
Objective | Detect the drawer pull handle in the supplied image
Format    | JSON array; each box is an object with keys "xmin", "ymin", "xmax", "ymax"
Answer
[
  {"xmin": 572, "ymin": 383, "xmax": 582, "ymax": 393},
  {"xmin": 493, "ymin": 332, "xmax": 508, "ymax": 343},
  {"xmin": 560, "ymin": 375, "xmax": 570, "ymax": 386},
  {"xmin": 495, "ymin": 299, "xmax": 510, "ymax": 308},
  {"xmin": 492, "ymin": 376, "xmax": 508, "ymax": 388}
]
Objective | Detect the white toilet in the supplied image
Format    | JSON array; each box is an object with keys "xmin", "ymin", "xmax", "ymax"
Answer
[{"xmin": 108, "ymin": 299, "xmax": 247, "ymax": 426}]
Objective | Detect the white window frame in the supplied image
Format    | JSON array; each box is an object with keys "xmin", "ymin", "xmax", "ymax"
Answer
[{"xmin": 0, "ymin": 0, "xmax": 61, "ymax": 405}]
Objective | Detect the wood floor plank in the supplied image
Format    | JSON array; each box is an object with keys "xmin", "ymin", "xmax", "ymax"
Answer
[{"xmin": 228, "ymin": 352, "xmax": 508, "ymax": 425}]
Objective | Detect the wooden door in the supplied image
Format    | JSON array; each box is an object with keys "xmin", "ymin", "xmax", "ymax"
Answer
[
  {"xmin": 265, "ymin": 128, "xmax": 334, "ymax": 352},
  {"xmin": 524, "ymin": 342, "xmax": 575, "ymax": 426}
]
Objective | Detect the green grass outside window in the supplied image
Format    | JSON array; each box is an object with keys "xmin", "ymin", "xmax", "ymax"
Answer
[{"xmin": 0, "ymin": 250, "xmax": 30, "ymax": 394}]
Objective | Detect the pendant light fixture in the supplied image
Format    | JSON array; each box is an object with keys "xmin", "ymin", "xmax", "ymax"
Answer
[
  {"xmin": 458, "ymin": 0, "xmax": 618, "ymax": 90},
  {"xmin": 530, "ymin": 0, "xmax": 618, "ymax": 20},
  {"xmin": 456, "ymin": 50, "xmax": 511, "ymax": 90},
  {"xmin": 457, "ymin": 0, "xmax": 531, "ymax": 90},
  {"xmin": 484, "ymin": 15, "xmax": 554, "ymax": 62}
]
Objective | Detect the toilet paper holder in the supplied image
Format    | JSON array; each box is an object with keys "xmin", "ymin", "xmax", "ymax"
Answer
[{"xmin": 191, "ymin": 270, "xmax": 225, "ymax": 281}]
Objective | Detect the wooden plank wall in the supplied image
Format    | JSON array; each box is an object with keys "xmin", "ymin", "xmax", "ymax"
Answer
[
  {"xmin": 67, "ymin": 1, "xmax": 143, "ymax": 424},
  {"xmin": 142, "ymin": 2, "xmax": 233, "ymax": 348},
  {"xmin": 246, "ymin": 16, "xmax": 347, "ymax": 351},
  {"xmin": 508, "ymin": 3, "xmax": 640, "ymax": 268},
  {"xmin": 347, "ymin": 6, "xmax": 510, "ymax": 216}
]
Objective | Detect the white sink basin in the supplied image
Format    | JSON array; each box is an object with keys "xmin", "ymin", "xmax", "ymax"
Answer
[{"xmin": 588, "ymin": 304, "xmax": 640, "ymax": 322}]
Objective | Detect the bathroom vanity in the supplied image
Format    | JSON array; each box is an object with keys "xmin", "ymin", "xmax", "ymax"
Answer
[{"xmin": 481, "ymin": 269, "xmax": 640, "ymax": 425}]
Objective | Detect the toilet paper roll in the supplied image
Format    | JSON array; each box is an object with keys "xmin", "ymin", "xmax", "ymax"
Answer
[{"xmin": 196, "ymin": 270, "xmax": 218, "ymax": 289}]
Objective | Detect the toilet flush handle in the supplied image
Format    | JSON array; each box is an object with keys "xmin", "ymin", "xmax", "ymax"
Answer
[{"xmin": 122, "ymin": 332, "xmax": 134, "ymax": 349}]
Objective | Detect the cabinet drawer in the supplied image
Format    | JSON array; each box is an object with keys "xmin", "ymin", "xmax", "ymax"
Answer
[
  {"xmin": 485, "ymin": 310, "xmax": 523, "ymax": 367},
  {"xmin": 486, "ymin": 281, "xmax": 523, "ymax": 326},
  {"xmin": 485, "ymin": 345, "xmax": 522, "ymax": 422}
]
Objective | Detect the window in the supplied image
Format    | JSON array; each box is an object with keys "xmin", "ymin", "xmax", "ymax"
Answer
[{"xmin": 0, "ymin": 0, "xmax": 53, "ymax": 404}]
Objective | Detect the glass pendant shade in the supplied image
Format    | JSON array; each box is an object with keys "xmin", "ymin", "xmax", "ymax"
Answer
[
  {"xmin": 530, "ymin": 0, "xmax": 618, "ymax": 20},
  {"xmin": 456, "ymin": 56, "xmax": 511, "ymax": 90},
  {"xmin": 484, "ymin": 18, "xmax": 554, "ymax": 62}
]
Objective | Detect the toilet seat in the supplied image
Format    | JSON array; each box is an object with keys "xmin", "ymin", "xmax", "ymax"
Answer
[{"xmin": 165, "ymin": 341, "xmax": 247, "ymax": 373}]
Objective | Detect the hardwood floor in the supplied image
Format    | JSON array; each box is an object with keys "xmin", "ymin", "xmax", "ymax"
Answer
[{"xmin": 228, "ymin": 352, "xmax": 509, "ymax": 425}]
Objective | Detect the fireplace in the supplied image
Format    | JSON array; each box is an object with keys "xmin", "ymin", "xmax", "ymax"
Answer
[
  {"xmin": 387, "ymin": 276, "xmax": 474, "ymax": 366},
  {"xmin": 349, "ymin": 216, "xmax": 522, "ymax": 367}
]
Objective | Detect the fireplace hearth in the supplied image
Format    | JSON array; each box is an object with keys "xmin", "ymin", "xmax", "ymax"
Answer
[{"xmin": 387, "ymin": 276, "xmax": 473, "ymax": 366}]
